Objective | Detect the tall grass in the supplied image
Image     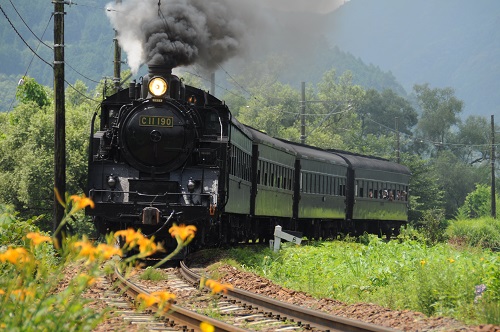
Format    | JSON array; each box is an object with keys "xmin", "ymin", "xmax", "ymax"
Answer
[
  {"xmin": 221, "ymin": 234, "xmax": 500, "ymax": 325},
  {"xmin": 446, "ymin": 217, "xmax": 500, "ymax": 249}
]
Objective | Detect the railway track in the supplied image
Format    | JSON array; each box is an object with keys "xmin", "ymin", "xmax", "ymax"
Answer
[{"xmin": 109, "ymin": 259, "xmax": 399, "ymax": 332}]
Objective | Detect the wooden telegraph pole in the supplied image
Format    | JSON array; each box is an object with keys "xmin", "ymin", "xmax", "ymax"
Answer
[
  {"xmin": 53, "ymin": 0, "xmax": 66, "ymax": 244},
  {"xmin": 492, "ymin": 115, "xmax": 496, "ymax": 218},
  {"xmin": 300, "ymin": 82, "xmax": 306, "ymax": 144},
  {"xmin": 113, "ymin": 0, "xmax": 121, "ymax": 92},
  {"xmin": 395, "ymin": 117, "xmax": 400, "ymax": 163}
]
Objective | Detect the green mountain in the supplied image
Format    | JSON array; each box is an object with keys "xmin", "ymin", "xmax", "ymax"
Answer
[
  {"xmin": 326, "ymin": 0, "xmax": 500, "ymax": 117},
  {"xmin": 1, "ymin": 1, "xmax": 407, "ymax": 111},
  {"xmin": 0, "ymin": 1, "xmax": 114, "ymax": 111}
]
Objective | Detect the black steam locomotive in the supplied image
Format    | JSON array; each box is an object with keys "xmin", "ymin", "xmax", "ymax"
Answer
[{"xmin": 86, "ymin": 62, "xmax": 410, "ymax": 248}]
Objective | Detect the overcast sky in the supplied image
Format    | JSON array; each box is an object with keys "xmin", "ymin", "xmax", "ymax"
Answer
[{"xmin": 261, "ymin": 0, "xmax": 345, "ymax": 14}]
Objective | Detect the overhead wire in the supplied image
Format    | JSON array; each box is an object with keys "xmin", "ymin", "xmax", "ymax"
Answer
[
  {"xmin": 4, "ymin": 0, "xmax": 108, "ymax": 105},
  {"xmin": 8, "ymin": 0, "xmax": 53, "ymax": 51},
  {"xmin": 0, "ymin": 5, "xmax": 53, "ymax": 69},
  {"xmin": 365, "ymin": 117, "xmax": 498, "ymax": 149}
]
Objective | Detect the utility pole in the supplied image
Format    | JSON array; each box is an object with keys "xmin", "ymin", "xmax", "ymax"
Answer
[
  {"xmin": 300, "ymin": 82, "xmax": 306, "ymax": 144},
  {"xmin": 53, "ymin": 0, "xmax": 66, "ymax": 245},
  {"xmin": 395, "ymin": 117, "xmax": 400, "ymax": 163},
  {"xmin": 113, "ymin": 0, "xmax": 122, "ymax": 92},
  {"xmin": 492, "ymin": 115, "xmax": 496, "ymax": 218},
  {"xmin": 210, "ymin": 72, "xmax": 215, "ymax": 96}
]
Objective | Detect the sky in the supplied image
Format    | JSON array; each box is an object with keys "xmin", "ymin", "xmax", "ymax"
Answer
[{"xmin": 262, "ymin": 0, "xmax": 345, "ymax": 14}]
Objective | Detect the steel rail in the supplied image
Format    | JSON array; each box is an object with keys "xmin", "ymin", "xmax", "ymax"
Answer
[
  {"xmin": 180, "ymin": 261, "xmax": 399, "ymax": 332},
  {"xmin": 113, "ymin": 264, "xmax": 248, "ymax": 332}
]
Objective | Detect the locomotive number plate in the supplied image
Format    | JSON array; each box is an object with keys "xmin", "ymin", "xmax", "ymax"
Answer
[{"xmin": 139, "ymin": 116, "xmax": 174, "ymax": 127}]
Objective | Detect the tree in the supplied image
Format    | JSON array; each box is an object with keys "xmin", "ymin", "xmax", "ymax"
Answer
[
  {"xmin": 452, "ymin": 115, "xmax": 491, "ymax": 165},
  {"xmin": 359, "ymin": 88, "xmax": 418, "ymax": 137},
  {"xmin": 456, "ymin": 184, "xmax": 500, "ymax": 219},
  {"xmin": 414, "ymin": 84, "xmax": 463, "ymax": 146},
  {"xmin": 400, "ymin": 153, "xmax": 445, "ymax": 223},
  {"xmin": 0, "ymin": 81, "xmax": 96, "ymax": 230},
  {"xmin": 307, "ymin": 69, "xmax": 365, "ymax": 150},
  {"xmin": 15, "ymin": 77, "xmax": 50, "ymax": 108},
  {"xmin": 431, "ymin": 151, "xmax": 489, "ymax": 218},
  {"xmin": 237, "ymin": 81, "xmax": 300, "ymax": 138}
]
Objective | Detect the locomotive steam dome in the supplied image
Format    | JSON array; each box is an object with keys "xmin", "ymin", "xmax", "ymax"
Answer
[{"xmin": 119, "ymin": 63, "xmax": 196, "ymax": 174}]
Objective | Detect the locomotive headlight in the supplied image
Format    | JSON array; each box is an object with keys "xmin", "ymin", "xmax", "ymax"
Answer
[
  {"xmin": 187, "ymin": 178, "xmax": 196, "ymax": 193},
  {"xmin": 148, "ymin": 77, "xmax": 168, "ymax": 97}
]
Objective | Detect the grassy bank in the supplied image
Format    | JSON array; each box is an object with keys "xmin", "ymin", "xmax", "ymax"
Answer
[{"xmin": 218, "ymin": 233, "xmax": 500, "ymax": 325}]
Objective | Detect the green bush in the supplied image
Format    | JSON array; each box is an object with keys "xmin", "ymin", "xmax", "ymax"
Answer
[
  {"xmin": 446, "ymin": 217, "xmax": 500, "ymax": 249},
  {"xmin": 456, "ymin": 184, "xmax": 499, "ymax": 219},
  {"xmin": 419, "ymin": 208, "xmax": 449, "ymax": 244}
]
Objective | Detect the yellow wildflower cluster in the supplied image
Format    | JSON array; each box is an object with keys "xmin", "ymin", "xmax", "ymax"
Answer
[
  {"xmin": 70, "ymin": 194, "xmax": 95, "ymax": 210},
  {"xmin": 26, "ymin": 232, "xmax": 52, "ymax": 246},
  {"xmin": 114, "ymin": 228, "xmax": 159, "ymax": 257},
  {"xmin": 0, "ymin": 247, "xmax": 30, "ymax": 266},
  {"xmin": 55, "ymin": 188, "xmax": 95, "ymax": 212},
  {"xmin": 11, "ymin": 289, "xmax": 35, "ymax": 301},
  {"xmin": 204, "ymin": 279, "xmax": 234, "ymax": 295},
  {"xmin": 136, "ymin": 291, "xmax": 176, "ymax": 312},
  {"xmin": 0, "ymin": 288, "xmax": 34, "ymax": 301},
  {"xmin": 169, "ymin": 224, "xmax": 196, "ymax": 243},
  {"xmin": 73, "ymin": 238, "xmax": 123, "ymax": 262}
]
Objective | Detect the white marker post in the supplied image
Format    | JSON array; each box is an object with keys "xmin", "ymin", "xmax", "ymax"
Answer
[{"xmin": 270, "ymin": 225, "xmax": 302, "ymax": 252}]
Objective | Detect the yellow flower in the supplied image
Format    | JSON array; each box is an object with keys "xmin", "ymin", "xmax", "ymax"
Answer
[
  {"xmin": 96, "ymin": 243, "xmax": 123, "ymax": 259},
  {"xmin": 137, "ymin": 293, "xmax": 159, "ymax": 307},
  {"xmin": 0, "ymin": 247, "xmax": 30, "ymax": 265},
  {"xmin": 11, "ymin": 289, "xmax": 34, "ymax": 301},
  {"xmin": 447, "ymin": 258, "xmax": 455, "ymax": 263},
  {"xmin": 74, "ymin": 239, "xmax": 98, "ymax": 262},
  {"xmin": 150, "ymin": 291, "xmax": 176, "ymax": 311},
  {"xmin": 169, "ymin": 224, "xmax": 197, "ymax": 242},
  {"xmin": 150, "ymin": 291, "xmax": 176, "ymax": 302},
  {"xmin": 70, "ymin": 194, "xmax": 95, "ymax": 210},
  {"xmin": 0, "ymin": 289, "xmax": 5, "ymax": 295},
  {"xmin": 200, "ymin": 322, "xmax": 215, "ymax": 332},
  {"xmin": 420, "ymin": 260, "xmax": 426, "ymax": 266},
  {"xmin": 114, "ymin": 228, "xmax": 144, "ymax": 245},
  {"xmin": 205, "ymin": 279, "xmax": 234, "ymax": 295},
  {"xmin": 26, "ymin": 232, "xmax": 52, "ymax": 246},
  {"xmin": 136, "ymin": 237, "xmax": 158, "ymax": 256}
]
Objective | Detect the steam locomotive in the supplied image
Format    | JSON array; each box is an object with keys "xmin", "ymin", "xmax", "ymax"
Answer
[{"xmin": 86, "ymin": 61, "xmax": 411, "ymax": 248}]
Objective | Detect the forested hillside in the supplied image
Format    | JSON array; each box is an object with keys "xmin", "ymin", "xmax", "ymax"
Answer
[
  {"xmin": 0, "ymin": 1, "xmax": 114, "ymax": 111},
  {"xmin": 0, "ymin": 0, "xmax": 404, "ymax": 112},
  {"xmin": 326, "ymin": 0, "xmax": 500, "ymax": 117}
]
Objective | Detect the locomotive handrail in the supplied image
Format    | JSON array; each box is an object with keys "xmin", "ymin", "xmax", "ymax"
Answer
[{"xmin": 89, "ymin": 188, "xmax": 213, "ymax": 198}]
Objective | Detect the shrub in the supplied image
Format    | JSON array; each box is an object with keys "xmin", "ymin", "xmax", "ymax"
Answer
[
  {"xmin": 446, "ymin": 217, "xmax": 500, "ymax": 249},
  {"xmin": 456, "ymin": 184, "xmax": 499, "ymax": 219},
  {"xmin": 419, "ymin": 208, "xmax": 448, "ymax": 244}
]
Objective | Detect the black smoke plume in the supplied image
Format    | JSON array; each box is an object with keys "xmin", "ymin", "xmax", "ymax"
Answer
[{"xmin": 107, "ymin": 0, "xmax": 257, "ymax": 72}]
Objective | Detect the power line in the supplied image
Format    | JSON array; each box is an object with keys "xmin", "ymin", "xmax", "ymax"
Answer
[
  {"xmin": 65, "ymin": 62, "xmax": 101, "ymax": 84},
  {"xmin": 8, "ymin": 0, "xmax": 53, "ymax": 50},
  {"xmin": 0, "ymin": 5, "xmax": 53, "ymax": 69},
  {"xmin": 64, "ymin": 79, "xmax": 100, "ymax": 103}
]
